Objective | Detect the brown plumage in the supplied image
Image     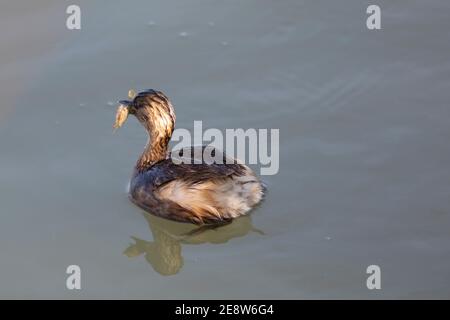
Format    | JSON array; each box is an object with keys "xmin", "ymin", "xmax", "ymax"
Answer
[{"xmin": 115, "ymin": 89, "xmax": 264, "ymax": 224}]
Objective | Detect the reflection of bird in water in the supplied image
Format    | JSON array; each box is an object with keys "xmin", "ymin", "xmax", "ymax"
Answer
[{"xmin": 124, "ymin": 212, "xmax": 264, "ymax": 276}]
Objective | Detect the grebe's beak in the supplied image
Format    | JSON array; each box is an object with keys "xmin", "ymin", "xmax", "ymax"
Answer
[{"xmin": 113, "ymin": 103, "xmax": 130, "ymax": 131}]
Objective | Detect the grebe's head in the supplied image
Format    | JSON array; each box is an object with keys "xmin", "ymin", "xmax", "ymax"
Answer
[{"xmin": 114, "ymin": 89, "xmax": 176, "ymax": 138}]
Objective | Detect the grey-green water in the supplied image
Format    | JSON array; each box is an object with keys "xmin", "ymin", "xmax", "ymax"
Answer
[{"xmin": 1, "ymin": 0, "xmax": 449, "ymax": 298}]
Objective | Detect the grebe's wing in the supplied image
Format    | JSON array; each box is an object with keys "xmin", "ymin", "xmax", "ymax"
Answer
[
  {"xmin": 148, "ymin": 146, "xmax": 264, "ymax": 224},
  {"xmin": 148, "ymin": 146, "xmax": 246, "ymax": 186}
]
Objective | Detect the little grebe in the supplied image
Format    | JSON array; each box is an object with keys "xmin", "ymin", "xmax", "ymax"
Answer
[{"xmin": 114, "ymin": 89, "xmax": 264, "ymax": 224}]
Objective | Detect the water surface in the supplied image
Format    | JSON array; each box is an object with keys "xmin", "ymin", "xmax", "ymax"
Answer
[{"xmin": 1, "ymin": 0, "xmax": 450, "ymax": 298}]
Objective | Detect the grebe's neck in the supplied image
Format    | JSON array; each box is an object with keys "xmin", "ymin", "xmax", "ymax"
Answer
[
  {"xmin": 131, "ymin": 90, "xmax": 176, "ymax": 173},
  {"xmin": 136, "ymin": 130, "xmax": 171, "ymax": 172}
]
